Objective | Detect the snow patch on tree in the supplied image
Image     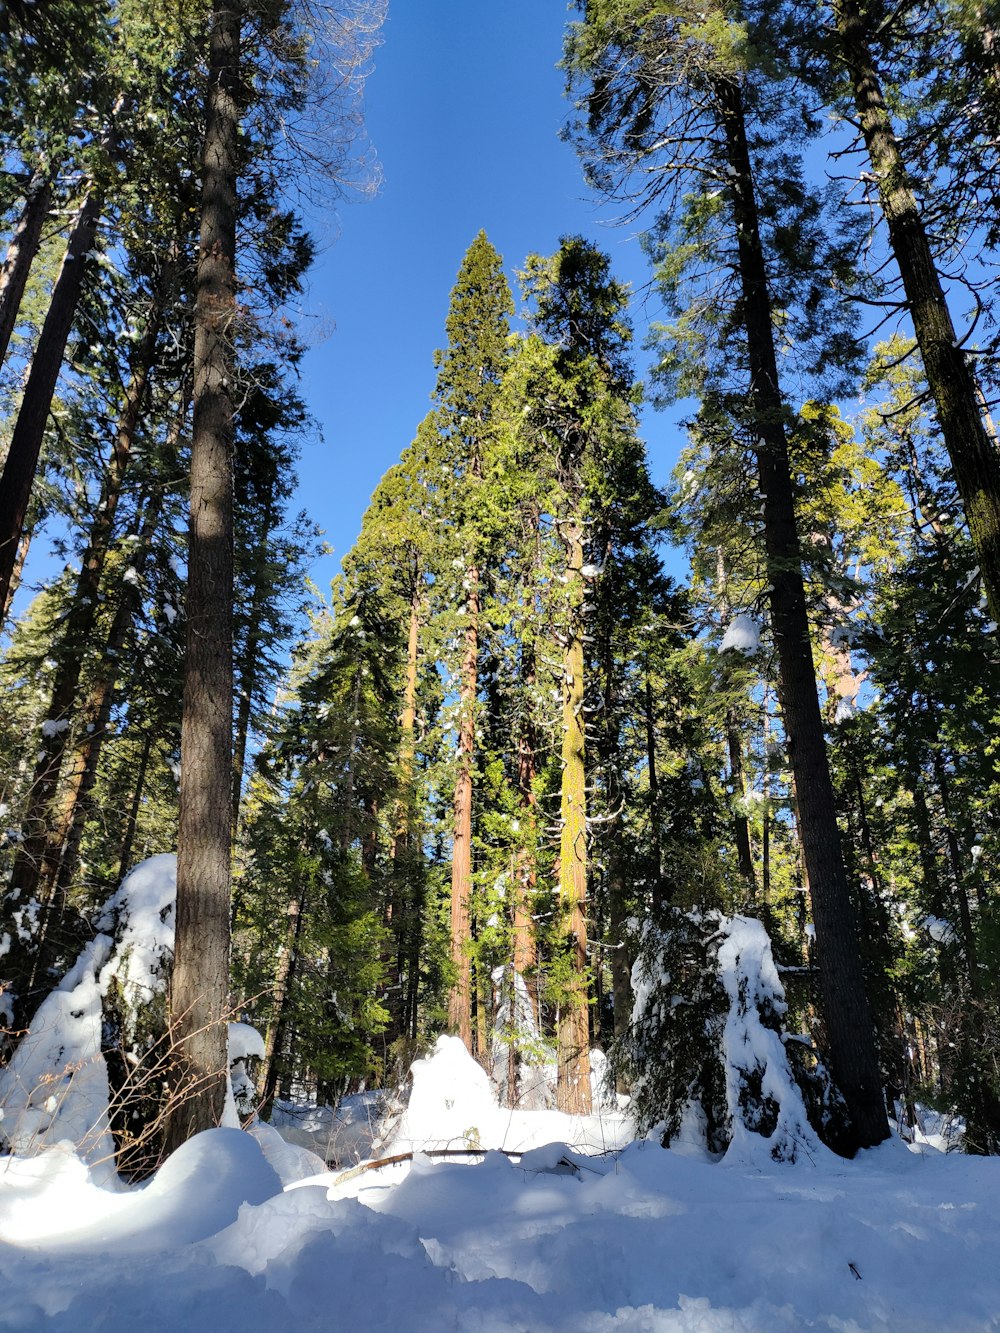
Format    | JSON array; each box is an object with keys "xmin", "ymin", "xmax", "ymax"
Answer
[
  {"xmin": 716, "ymin": 916, "xmax": 824, "ymax": 1164},
  {"xmin": 720, "ymin": 614, "xmax": 761, "ymax": 655},
  {"xmin": 622, "ymin": 911, "xmax": 836, "ymax": 1163}
]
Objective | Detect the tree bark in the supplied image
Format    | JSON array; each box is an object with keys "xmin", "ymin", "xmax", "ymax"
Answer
[
  {"xmin": 447, "ymin": 566, "xmax": 477, "ymax": 1051},
  {"xmin": 556, "ymin": 520, "xmax": 592, "ymax": 1114},
  {"xmin": 716, "ymin": 76, "xmax": 888, "ymax": 1150},
  {"xmin": 513, "ymin": 641, "xmax": 539, "ymax": 1017},
  {"xmin": 165, "ymin": 0, "xmax": 240, "ymax": 1153},
  {"xmin": 259, "ymin": 888, "xmax": 306, "ymax": 1117},
  {"xmin": 0, "ymin": 187, "xmax": 103, "ymax": 622},
  {"xmin": 0, "ymin": 169, "xmax": 52, "ymax": 367},
  {"xmin": 834, "ymin": 0, "xmax": 1000, "ymax": 624}
]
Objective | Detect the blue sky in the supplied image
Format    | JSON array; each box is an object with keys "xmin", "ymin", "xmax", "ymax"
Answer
[{"xmin": 294, "ymin": 0, "xmax": 687, "ymax": 589}]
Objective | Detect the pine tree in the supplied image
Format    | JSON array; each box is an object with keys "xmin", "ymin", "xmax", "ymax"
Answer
[{"xmin": 565, "ymin": 0, "xmax": 890, "ymax": 1148}]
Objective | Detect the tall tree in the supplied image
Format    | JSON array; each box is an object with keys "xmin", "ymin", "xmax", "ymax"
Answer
[
  {"xmin": 164, "ymin": 0, "xmax": 241, "ymax": 1151},
  {"xmin": 519, "ymin": 236, "xmax": 647, "ymax": 1113},
  {"xmin": 431, "ymin": 231, "xmax": 513, "ymax": 1051},
  {"xmin": 565, "ymin": 0, "xmax": 890, "ymax": 1148}
]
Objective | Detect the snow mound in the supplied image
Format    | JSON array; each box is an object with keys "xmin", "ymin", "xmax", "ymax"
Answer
[
  {"xmin": 382, "ymin": 1035, "xmax": 631, "ymax": 1158},
  {"xmin": 0, "ymin": 1127, "xmax": 280, "ymax": 1251}
]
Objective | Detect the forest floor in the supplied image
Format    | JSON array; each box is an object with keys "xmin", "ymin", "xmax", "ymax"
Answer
[{"xmin": 0, "ymin": 1037, "xmax": 997, "ymax": 1331}]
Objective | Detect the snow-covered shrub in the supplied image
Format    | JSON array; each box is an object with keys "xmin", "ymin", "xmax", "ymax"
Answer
[
  {"xmin": 620, "ymin": 909, "xmax": 839, "ymax": 1162},
  {"xmin": 621, "ymin": 912, "xmax": 729, "ymax": 1155},
  {"xmin": 0, "ymin": 855, "xmax": 262, "ymax": 1177}
]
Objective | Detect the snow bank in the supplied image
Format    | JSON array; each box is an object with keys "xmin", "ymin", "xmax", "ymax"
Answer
[
  {"xmin": 1, "ymin": 1036, "xmax": 999, "ymax": 1329},
  {"xmin": 3, "ymin": 1127, "xmax": 999, "ymax": 1330},
  {"xmin": 0, "ymin": 1127, "xmax": 280, "ymax": 1252}
]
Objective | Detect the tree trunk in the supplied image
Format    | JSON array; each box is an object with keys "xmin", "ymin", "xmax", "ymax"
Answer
[
  {"xmin": 259, "ymin": 888, "xmax": 307, "ymax": 1117},
  {"xmin": 117, "ymin": 730, "xmax": 154, "ymax": 884},
  {"xmin": 556, "ymin": 521, "xmax": 592, "ymax": 1114},
  {"xmin": 0, "ymin": 527, "xmax": 32, "ymax": 621},
  {"xmin": 716, "ymin": 76, "xmax": 888, "ymax": 1150},
  {"xmin": 0, "ymin": 169, "xmax": 52, "ymax": 367},
  {"xmin": 231, "ymin": 490, "xmax": 278, "ymax": 836},
  {"xmin": 834, "ymin": 0, "xmax": 1000, "ymax": 624},
  {"xmin": 447, "ymin": 565, "xmax": 477, "ymax": 1050},
  {"xmin": 384, "ymin": 576, "xmax": 421, "ymax": 1041},
  {"xmin": 165, "ymin": 0, "xmax": 240, "ymax": 1153},
  {"xmin": 0, "ymin": 187, "xmax": 103, "ymax": 622},
  {"xmin": 513, "ymin": 642, "xmax": 539, "ymax": 1020}
]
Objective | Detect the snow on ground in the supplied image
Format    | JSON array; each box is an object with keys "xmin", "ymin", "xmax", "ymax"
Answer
[{"xmin": 0, "ymin": 1037, "xmax": 999, "ymax": 1330}]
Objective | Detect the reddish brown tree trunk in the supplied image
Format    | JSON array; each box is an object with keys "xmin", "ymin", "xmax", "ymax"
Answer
[
  {"xmin": 556, "ymin": 521, "xmax": 592, "ymax": 1114},
  {"xmin": 448, "ymin": 568, "xmax": 477, "ymax": 1051}
]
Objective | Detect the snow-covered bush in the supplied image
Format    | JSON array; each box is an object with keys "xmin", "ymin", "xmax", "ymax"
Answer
[
  {"xmin": 0, "ymin": 855, "xmax": 262, "ymax": 1178},
  {"xmin": 622, "ymin": 911, "xmax": 729, "ymax": 1155},
  {"xmin": 620, "ymin": 909, "xmax": 842, "ymax": 1162}
]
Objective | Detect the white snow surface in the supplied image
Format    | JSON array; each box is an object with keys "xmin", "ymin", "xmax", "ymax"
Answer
[
  {"xmin": 2, "ymin": 922, "xmax": 998, "ymax": 1328},
  {"xmin": 720, "ymin": 613, "xmax": 761, "ymax": 655},
  {"xmin": 0, "ymin": 1043, "xmax": 998, "ymax": 1330}
]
